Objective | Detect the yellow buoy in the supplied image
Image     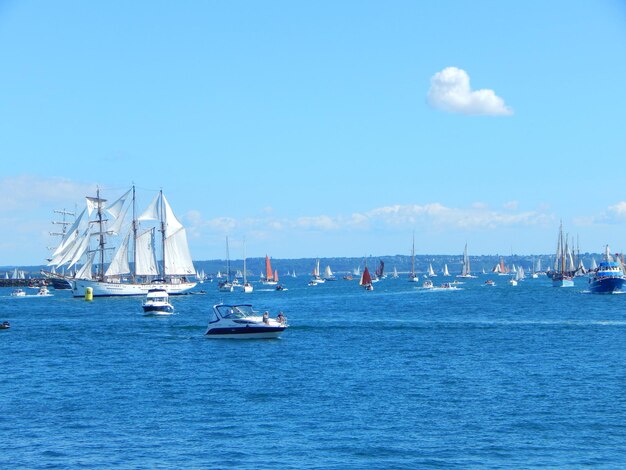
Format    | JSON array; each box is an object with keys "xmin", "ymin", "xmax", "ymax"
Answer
[{"xmin": 85, "ymin": 287, "xmax": 93, "ymax": 301}]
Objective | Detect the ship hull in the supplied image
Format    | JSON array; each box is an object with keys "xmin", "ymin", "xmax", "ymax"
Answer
[
  {"xmin": 589, "ymin": 276, "xmax": 626, "ymax": 294},
  {"xmin": 72, "ymin": 279, "xmax": 196, "ymax": 297}
]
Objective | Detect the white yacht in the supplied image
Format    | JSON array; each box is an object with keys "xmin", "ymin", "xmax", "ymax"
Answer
[
  {"xmin": 205, "ymin": 304, "xmax": 288, "ymax": 339},
  {"xmin": 142, "ymin": 288, "xmax": 174, "ymax": 315}
]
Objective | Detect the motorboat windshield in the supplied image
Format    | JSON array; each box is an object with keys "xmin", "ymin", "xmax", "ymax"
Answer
[{"xmin": 215, "ymin": 304, "xmax": 256, "ymax": 320}]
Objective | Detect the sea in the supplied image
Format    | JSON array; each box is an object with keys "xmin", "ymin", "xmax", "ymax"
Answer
[{"xmin": 1, "ymin": 275, "xmax": 625, "ymax": 469}]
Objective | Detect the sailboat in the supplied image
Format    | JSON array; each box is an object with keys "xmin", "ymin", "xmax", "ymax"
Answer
[
  {"xmin": 261, "ymin": 255, "xmax": 278, "ymax": 285},
  {"xmin": 442, "ymin": 264, "xmax": 450, "ymax": 277},
  {"xmin": 374, "ymin": 260, "xmax": 385, "ymax": 281},
  {"xmin": 457, "ymin": 243, "xmax": 477, "ymax": 278},
  {"xmin": 359, "ymin": 262, "xmax": 374, "ymax": 291},
  {"xmin": 218, "ymin": 237, "xmax": 234, "ymax": 292},
  {"xmin": 323, "ymin": 265, "xmax": 337, "ymax": 281},
  {"xmin": 310, "ymin": 259, "xmax": 325, "ymax": 284},
  {"xmin": 238, "ymin": 239, "xmax": 253, "ymax": 293},
  {"xmin": 547, "ymin": 222, "xmax": 575, "ymax": 287},
  {"xmin": 427, "ymin": 263, "xmax": 437, "ymax": 277},
  {"xmin": 408, "ymin": 233, "xmax": 419, "ymax": 282},
  {"xmin": 48, "ymin": 186, "xmax": 197, "ymax": 297},
  {"xmin": 392, "ymin": 266, "xmax": 399, "ymax": 279}
]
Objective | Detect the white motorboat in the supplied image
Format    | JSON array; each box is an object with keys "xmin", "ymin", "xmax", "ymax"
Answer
[
  {"xmin": 205, "ymin": 304, "xmax": 288, "ymax": 339},
  {"xmin": 142, "ymin": 288, "xmax": 174, "ymax": 315},
  {"xmin": 10, "ymin": 289, "xmax": 26, "ymax": 297},
  {"xmin": 36, "ymin": 286, "xmax": 52, "ymax": 296}
]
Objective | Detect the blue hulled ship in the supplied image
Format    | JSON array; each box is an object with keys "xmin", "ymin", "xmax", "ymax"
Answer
[{"xmin": 588, "ymin": 246, "xmax": 626, "ymax": 294}]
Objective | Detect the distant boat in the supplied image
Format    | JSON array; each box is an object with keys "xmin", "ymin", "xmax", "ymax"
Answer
[
  {"xmin": 547, "ymin": 222, "xmax": 575, "ymax": 287},
  {"xmin": 427, "ymin": 263, "xmax": 437, "ymax": 277},
  {"xmin": 218, "ymin": 237, "xmax": 234, "ymax": 292},
  {"xmin": 392, "ymin": 266, "xmax": 399, "ymax": 279},
  {"xmin": 262, "ymin": 255, "xmax": 278, "ymax": 285},
  {"xmin": 588, "ymin": 245, "xmax": 626, "ymax": 294},
  {"xmin": 310, "ymin": 259, "xmax": 325, "ymax": 284},
  {"xmin": 323, "ymin": 265, "xmax": 337, "ymax": 281},
  {"xmin": 408, "ymin": 233, "xmax": 419, "ymax": 282},
  {"xmin": 353, "ymin": 266, "xmax": 361, "ymax": 276},
  {"xmin": 457, "ymin": 243, "xmax": 477, "ymax": 278},
  {"xmin": 239, "ymin": 239, "xmax": 253, "ymax": 293},
  {"xmin": 374, "ymin": 259, "xmax": 385, "ymax": 280},
  {"xmin": 360, "ymin": 264, "xmax": 374, "ymax": 291},
  {"xmin": 442, "ymin": 264, "xmax": 450, "ymax": 277}
]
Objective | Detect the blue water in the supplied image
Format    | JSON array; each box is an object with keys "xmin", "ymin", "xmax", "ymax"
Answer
[{"xmin": 1, "ymin": 277, "xmax": 625, "ymax": 468}]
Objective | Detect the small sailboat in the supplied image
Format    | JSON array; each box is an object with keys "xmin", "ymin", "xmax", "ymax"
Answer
[
  {"xmin": 261, "ymin": 255, "xmax": 278, "ymax": 285},
  {"xmin": 310, "ymin": 259, "xmax": 325, "ymax": 284},
  {"xmin": 323, "ymin": 265, "xmax": 337, "ymax": 281},
  {"xmin": 427, "ymin": 263, "xmax": 437, "ymax": 277},
  {"xmin": 241, "ymin": 239, "xmax": 253, "ymax": 293},
  {"xmin": 457, "ymin": 243, "xmax": 477, "ymax": 278},
  {"xmin": 442, "ymin": 264, "xmax": 450, "ymax": 277},
  {"xmin": 392, "ymin": 266, "xmax": 399, "ymax": 279},
  {"xmin": 408, "ymin": 233, "xmax": 419, "ymax": 282},
  {"xmin": 218, "ymin": 237, "xmax": 234, "ymax": 292},
  {"xmin": 360, "ymin": 264, "xmax": 374, "ymax": 291}
]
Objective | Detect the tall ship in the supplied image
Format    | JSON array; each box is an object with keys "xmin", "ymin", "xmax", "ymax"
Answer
[
  {"xmin": 547, "ymin": 222, "xmax": 576, "ymax": 287},
  {"xmin": 47, "ymin": 186, "xmax": 196, "ymax": 297},
  {"xmin": 588, "ymin": 246, "xmax": 626, "ymax": 294}
]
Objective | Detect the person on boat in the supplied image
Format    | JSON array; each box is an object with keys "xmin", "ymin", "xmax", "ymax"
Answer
[
  {"xmin": 262, "ymin": 311, "xmax": 269, "ymax": 324},
  {"xmin": 277, "ymin": 311, "xmax": 286, "ymax": 324}
]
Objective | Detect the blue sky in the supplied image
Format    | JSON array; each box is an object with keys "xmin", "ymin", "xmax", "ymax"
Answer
[{"xmin": 1, "ymin": 0, "xmax": 626, "ymax": 265}]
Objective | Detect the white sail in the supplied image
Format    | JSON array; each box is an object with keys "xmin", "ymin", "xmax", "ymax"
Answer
[
  {"xmin": 106, "ymin": 188, "xmax": 132, "ymax": 219},
  {"xmin": 86, "ymin": 195, "xmax": 106, "ymax": 216},
  {"xmin": 428, "ymin": 264, "xmax": 436, "ymax": 276},
  {"xmin": 443, "ymin": 264, "xmax": 450, "ymax": 276},
  {"xmin": 162, "ymin": 194, "xmax": 184, "ymax": 237},
  {"xmin": 106, "ymin": 204, "xmax": 129, "ymax": 236},
  {"xmin": 164, "ymin": 228, "xmax": 195, "ymax": 275},
  {"xmin": 105, "ymin": 231, "xmax": 131, "ymax": 276},
  {"xmin": 590, "ymin": 257, "xmax": 598, "ymax": 270},
  {"xmin": 324, "ymin": 265, "xmax": 333, "ymax": 278},
  {"xmin": 138, "ymin": 193, "xmax": 161, "ymax": 221},
  {"xmin": 50, "ymin": 208, "xmax": 87, "ymax": 259},
  {"xmin": 135, "ymin": 228, "xmax": 158, "ymax": 276},
  {"xmin": 67, "ymin": 230, "xmax": 92, "ymax": 268},
  {"xmin": 75, "ymin": 253, "xmax": 95, "ymax": 280}
]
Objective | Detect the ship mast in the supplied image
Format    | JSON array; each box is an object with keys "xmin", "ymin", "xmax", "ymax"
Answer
[
  {"xmin": 96, "ymin": 187, "xmax": 106, "ymax": 280},
  {"xmin": 131, "ymin": 184, "xmax": 137, "ymax": 283},
  {"xmin": 159, "ymin": 189, "xmax": 166, "ymax": 279}
]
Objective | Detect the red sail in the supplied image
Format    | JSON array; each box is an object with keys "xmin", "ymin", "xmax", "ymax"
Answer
[
  {"xmin": 265, "ymin": 255, "xmax": 273, "ymax": 281},
  {"xmin": 360, "ymin": 266, "xmax": 372, "ymax": 286}
]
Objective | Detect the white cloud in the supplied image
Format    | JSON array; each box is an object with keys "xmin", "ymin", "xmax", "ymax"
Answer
[
  {"xmin": 427, "ymin": 67, "xmax": 513, "ymax": 116},
  {"xmin": 578, "ymin": 201, "xmax": 626, "ymax": 226},
  {"xmin": 0, "ymin": 175, "xmax": 95, "ymax": 212},
  {"xmin": 189, "ymin": 202, "xmax": 549, "ymax": 238}
]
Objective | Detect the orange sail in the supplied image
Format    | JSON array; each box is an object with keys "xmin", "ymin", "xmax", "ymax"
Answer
[{"xmin": 265, "ymin": 255, "xmax": 274, "ymax": 281}]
